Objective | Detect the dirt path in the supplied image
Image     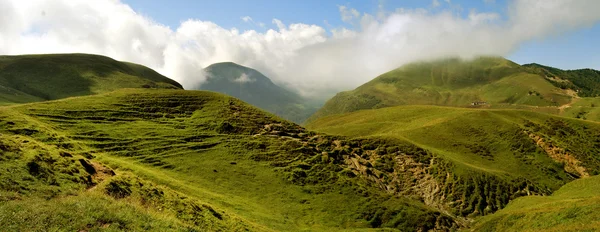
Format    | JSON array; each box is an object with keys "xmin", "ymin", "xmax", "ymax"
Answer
[{"xmin": 558, "ymin": 97, "xmax": 580, "ymax": 113}]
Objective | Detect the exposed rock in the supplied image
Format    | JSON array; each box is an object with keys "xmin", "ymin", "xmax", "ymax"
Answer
[{"xmin": 526, "ymin": 131, "xmax": 589, "ymax": 178}]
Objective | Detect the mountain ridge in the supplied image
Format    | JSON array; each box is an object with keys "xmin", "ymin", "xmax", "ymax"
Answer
[{"xmin": 307, "ymin": 56, "xmax": 584, "ymax": 122}]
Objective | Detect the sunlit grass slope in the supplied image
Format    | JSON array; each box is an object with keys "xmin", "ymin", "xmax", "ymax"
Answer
[
  {"xmin": 559, "ymin": 97, "xmax": 600, "ymax": 122},
  {"xmin": 0, "ymin": 89, "xmax": 462, "ymax": 231},
  {"xmin": 0, "ymin": 53, "xmax": 182, "ymax": 105},
  {"xmin": 470, "ymin": 175, "xmax": 600, "ymax": 231},
  {"xmin": 308, "ymin": 57, "xmax": 573, "ymax": 122},
  {"xmin": 524, "ymin": 63, "xmax": 600, "ymax": 97},
  {"xmin": 308, "ymin": 105, "xmax": 600, "ymax": 220}
]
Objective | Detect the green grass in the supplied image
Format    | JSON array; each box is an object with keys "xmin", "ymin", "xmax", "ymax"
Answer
[
  {"xmin": 0, "ymin": 192, "xmax": 188, "ymax": 231},
  {"xmin": 308, "ymin": 104, "xmax": 600, "ymax": 219},
  {"xmin": 308, "ymin": 57, "xmax": 575, "ymax": 122},
  {"xmin": 0, "ymin": 53, "xmax": 182, "ymax": 105},
  {"xmin": 470, "ymin": 175, "xmax": 600, "ymax": 232},
  {"xmin": 0, "ymin": 89, "xmax": 459, "ymax": 231},
  {"xmin": 559, "ymin": 97, "xmax": 600, "ymax": 121},
  {"xmin": 524, "ymin": 63, "xmax": 600, "ymax": 97}
]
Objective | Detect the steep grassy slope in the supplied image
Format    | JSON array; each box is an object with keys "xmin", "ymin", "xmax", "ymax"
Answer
[
  {"xmin": 471, "ymin": 175, "xmax": 600, "ymax": 231},
  {"xmin": 0, "ymin": 54, "xmax": 182, "ymax": 105},
  {"xmin": 198, "ymin": 62, "xmax": 317, "ymax": 124},
  {"xmin": 308, "ymin": 105, "xmax": 600, "ymax": 222},
  {"xmin": 525, "ymin": 63, "xmax": 600, "ymax": 97},
  {"xmin": 309, "ymin": 57, "xmax": 573, "ymax": 122},
  {"xmin": 0, "ymin": 89, "xmax": 463, "ymax": 231}
]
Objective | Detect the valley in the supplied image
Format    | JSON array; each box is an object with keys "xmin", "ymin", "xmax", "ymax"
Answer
[{"xmin": 1, "ymin": 54, "xmax": 600, "ymax": 231}]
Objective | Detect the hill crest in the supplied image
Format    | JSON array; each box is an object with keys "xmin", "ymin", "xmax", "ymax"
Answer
[
  {"xmin": 0, "ymin": 53, "xmax": 182, "ymax": 105},
  {"xmin": 308, "ymin": 56, "xmax": 576, "ymax": 122}
]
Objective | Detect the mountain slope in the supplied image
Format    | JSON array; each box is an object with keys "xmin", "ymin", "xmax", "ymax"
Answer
[
  {"xmin": 4, "ymin": 89, "xmax": 600, "ymax": 230},
  {"xmin": 471, "ymin": 175, "xmax": 600, "ymax": 231},
  {"xmin": 307, "ymin": 105, "xmax": 600, "ymax": 225},
  {"xmin": 308, "ymin": 57, "xmax": 574, "ymax": 122},
  {"xmin": 0, "ymin": 53, "xmax": 182, "ymax": 105},
  {"xmin": 197, "ymin": 62, "xmax": 317, "ymax": 124},
  {"xmin": 0, "ymin": 89, "xmax": 461, "ymax": 231},
  {"xmin": 524, "ymin": 63, "xmax": 600, "ymax": 97}
]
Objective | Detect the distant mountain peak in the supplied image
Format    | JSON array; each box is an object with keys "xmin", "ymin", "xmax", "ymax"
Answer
[
  {"xmin": 204, "ymin": 62, "xmax": 271, "ymax": 83},
  {"xmin": 196, "ymin": 62, "xmax": 317, "ymax": 124}
]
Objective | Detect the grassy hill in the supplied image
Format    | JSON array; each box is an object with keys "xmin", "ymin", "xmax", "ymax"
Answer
[
  {"xmin": 3, "ymin": 54, "xmax": 600, "ymax": 231},
  {"xmin": 0, "ymin": 89, "xmax": 466, "ymax": 231},
  {"xmin": 0, "ymin": 54, "xmax": 182, "ymax": 105},
  {"xmin": 198, "ymin": 62, "xmax": 318, "ymax": 124},
  {"xmin": 557, "ymin": 97, "xmax": 600, "ymax": 121},
  {"xmin": 308, "ymin": 57, "xmax": 575, "ymax": 122},
  {"xmin": 471, "ymin": 175, "xmax": 600, "ymax": 231},
  {"xmin": 524, "ymin": 63, "xmax": 600, "ymax": 97},
  {"xmin": 307, "ymin": 105, "xmax": 600, "ymax": 226}
]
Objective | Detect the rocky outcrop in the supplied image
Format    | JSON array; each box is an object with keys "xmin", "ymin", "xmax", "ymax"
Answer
[{"xmin": 525, "ymin": 131, "xmax": 589, "ymax": 178}]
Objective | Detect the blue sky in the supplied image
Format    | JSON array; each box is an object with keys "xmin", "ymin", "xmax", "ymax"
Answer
[
  {"xmin": 123, "ymin": 0, "xmax": 598, "ymax": 70},
  {"xmin": 124, "ymin": 0, "xmax": 508, "ymax": 32}
]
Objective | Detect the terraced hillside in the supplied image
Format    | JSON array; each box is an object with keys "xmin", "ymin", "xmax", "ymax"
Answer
[
  {"xmin": 198, "ymin": 62, "xmax": 318, "ymax": 124},
  {"xmin": 0, "ymin": 54, "xmax": 182, "ymax": 105},
  {"xmin": 3, "ymin": 89, "xmax": 600, "ymax": 231},
  {"xmin": 1, "ymin": 89, "xmax": 465, "ymax": 231},
  {"xmin": 308, "ymin": 57, "xmax": 575, "ymax": 122},
  {"xmin": 308, "ymin": 105, "xmax": 600, "ymax": 226}
]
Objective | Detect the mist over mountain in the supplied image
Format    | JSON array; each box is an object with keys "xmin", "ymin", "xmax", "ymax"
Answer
[
  {"xmin": 196, "ymin": 62, "xmax": 318, "ymax": 123},
  {"xmin": 1, "ymin": 0, "xmax": 600, "ymax": 98},
  {"xmin": 308, "ymin": 56, "xmax": 600, "ymax": 122}
]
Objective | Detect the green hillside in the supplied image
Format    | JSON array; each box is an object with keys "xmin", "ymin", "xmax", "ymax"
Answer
[
  {"xmin": 3, "ymin": 55, "xmax": 600, "ymax": 231},
  {"xmin": 471, "ymin": 175, "xmax": 600, "ymax": 231},
  {"xmin": 524, "ymin": 63, "xmax": 600, "ymax": 97},
  {"xmin": 0, "ymin": 89, "xmax": 465, "ymax": 231},
  {"xmin": 308, "ymin": 57, "xmax": 574, "ymax": 122},
  {"xmin": 198, "ymin": 62, "xmax": 318, "ymax": 124},
  {"xmin": 558, "ymin": 97, "xmax": 600, "ymax": 121},
  {"xmin": 0, "ymin": 54, "xmax": 182, "ymax": 105},
  {"xmin": 307, "ymin": 105, "xmax": 600, "ymax": 225}
]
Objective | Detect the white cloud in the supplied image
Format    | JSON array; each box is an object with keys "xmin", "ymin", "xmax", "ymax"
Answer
[
  {"xmin": 432, "ymin": 0, "xmax": 441, "ymax": 8},
  {"xmin": 0, "ymin": 0, "xmax": 599, "ymax": 99},
  {"xmin": 232, "ymin": 73, "xmax": 254, "ymax": 83},
  {"xmin": 468, "ymin": 10, "xmax": 500, "ymax": 24},
  {"xmin": 331, "ymin": 28, "xmax": 358, "ymax": 39},
  {"xmin": 339, "ymin": 5, "xmax": 360, "ymax": 23},
  {"xmin": 241, "ymin": 16, "xmax": 253, "ymax": 23}
]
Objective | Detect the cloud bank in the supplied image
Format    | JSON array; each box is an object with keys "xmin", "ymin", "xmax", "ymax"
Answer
[
  {"xmin": 232, "ymin": 73, "xmax": 254, "ymax": 83},
  {"xmin": 1, "ymin": 0, "xmax": 599, "ymax": 99}
]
